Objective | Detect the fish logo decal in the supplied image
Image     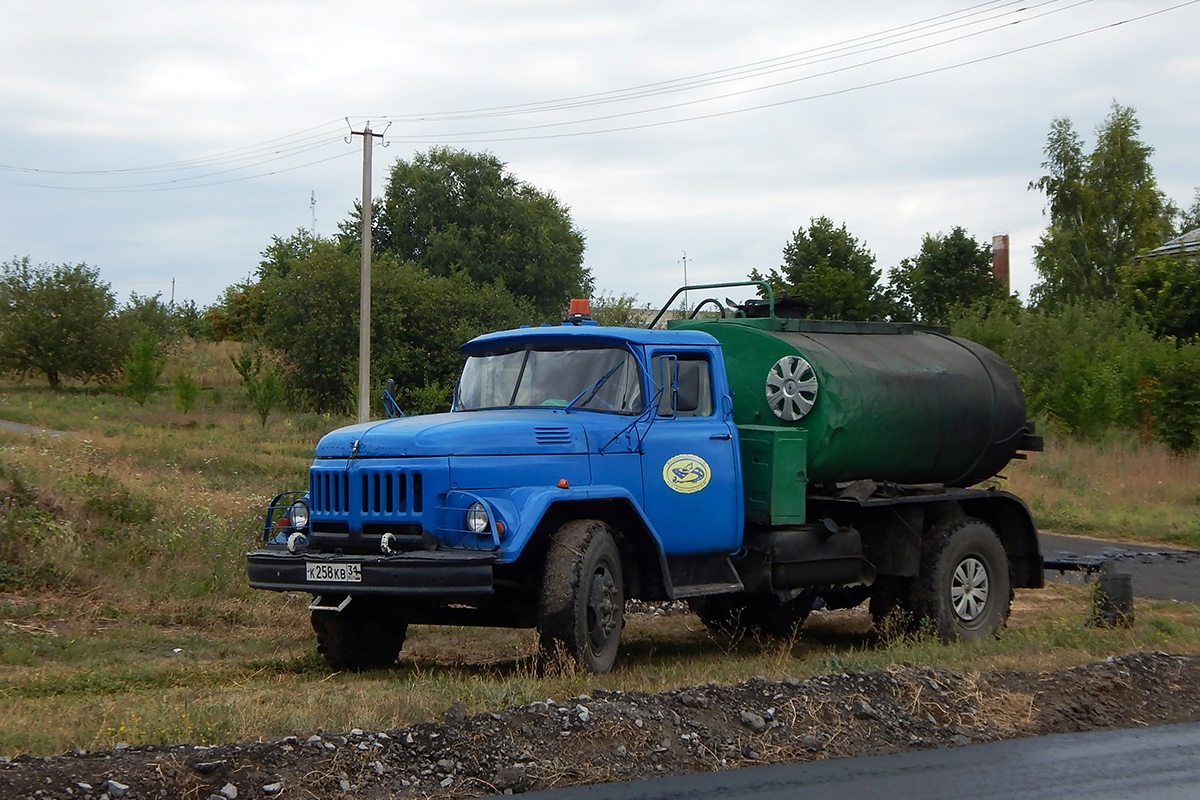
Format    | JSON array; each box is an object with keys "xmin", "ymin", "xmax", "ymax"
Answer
[{"xmin": 662, "ymin": 454, "xmax": 711, "ymax": 494}]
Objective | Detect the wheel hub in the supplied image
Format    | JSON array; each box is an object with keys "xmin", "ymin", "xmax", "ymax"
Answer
[
  {"xmin": 951, "ymin": 556, "xmax": 990, "ymax": 622},
  {"xmin": 587, "ymin": 564, "xmax": 619, "ymax": 649}
]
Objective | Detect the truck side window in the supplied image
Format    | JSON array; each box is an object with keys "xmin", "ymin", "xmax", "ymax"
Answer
[{"xmin": 653, "ymin": 355, "xmax": 713, "ymax": 417}]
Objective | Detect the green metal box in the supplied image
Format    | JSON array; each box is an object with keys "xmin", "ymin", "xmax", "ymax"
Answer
[{"xmin": 739, "ymin": 425, "xmax": 807, "ymax": 526}]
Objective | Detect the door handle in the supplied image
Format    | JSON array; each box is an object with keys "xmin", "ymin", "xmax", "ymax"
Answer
[{"xmin": 709, "ymin": 433, "xmax": 732, "ymax": 440}]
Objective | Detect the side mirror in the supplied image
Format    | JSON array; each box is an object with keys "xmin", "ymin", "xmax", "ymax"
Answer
[{"xmin": 656, "ymin": 355, "xmax": 678, "ymax": 418}]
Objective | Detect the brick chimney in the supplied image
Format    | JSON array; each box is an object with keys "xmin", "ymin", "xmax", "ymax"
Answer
[{"xmin": 991, "ymin": 234, "xmax": 1010, "ymax": 293}]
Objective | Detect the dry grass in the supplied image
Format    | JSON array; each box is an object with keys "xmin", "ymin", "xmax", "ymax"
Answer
[
  {"xmin": 160, "ymin": 339, "xmax": 245, "ymax": 387},
  {"xmin": 1000, "ymin": 434, "xmax": 1200, "ymax": 547}
]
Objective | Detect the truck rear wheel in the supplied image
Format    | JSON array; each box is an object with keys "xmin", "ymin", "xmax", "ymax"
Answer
[
  {"xmin": 914, "ymin": 517, "xmax": 1011, "ymax": 641},
  {"xmin": 311, "ymin": 599, "xmax": 408, "ymax": 671},
  {"xmin": 538, "ymin": 520, "xmax": 624, "ymax": 674}
]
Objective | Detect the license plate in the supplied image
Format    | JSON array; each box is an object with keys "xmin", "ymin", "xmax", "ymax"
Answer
[{"xmin": 305, "ymin": 562, "xmax": 362, "ymax": 583}]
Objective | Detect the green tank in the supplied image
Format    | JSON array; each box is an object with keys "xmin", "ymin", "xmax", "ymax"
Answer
[{"xmin": 672, "ymin": 315, "xmax": 1033, "ymax": 489}]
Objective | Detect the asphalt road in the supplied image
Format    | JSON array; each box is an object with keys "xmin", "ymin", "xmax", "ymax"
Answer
[
  {"xmin": 522, "ymin": 721, "xmax": 1200, "ymax": 800},
  {"xmin": 0, "ymin": 418, "xmax": 62, "ymax": 437},
  {"xmin": 1041, "ymin": 531, "xmax": 1200, "ymax": 605}
]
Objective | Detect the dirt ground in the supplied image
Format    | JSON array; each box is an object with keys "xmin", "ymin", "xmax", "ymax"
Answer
[{"xmin": 2, "ymin": 646, "xmax": 1198, "ymax": 800}]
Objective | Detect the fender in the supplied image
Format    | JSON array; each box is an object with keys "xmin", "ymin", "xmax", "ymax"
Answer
[{"xmin": 462, "ymin": 483, "xmax": 669, "ymax": 564}]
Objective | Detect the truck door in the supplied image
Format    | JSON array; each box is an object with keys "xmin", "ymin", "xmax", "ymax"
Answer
[{"xmin": 640, "ymin": 351, "xmax": 742, "ymax": 555}]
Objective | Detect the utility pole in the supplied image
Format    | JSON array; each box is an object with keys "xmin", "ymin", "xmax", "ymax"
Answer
[
  {"xmin": 310, "ymin": 190, "xmax": 317, "ymax": 237},
  {"xmin": 350, "ymin": 123, "xmax": 383, "ymax": 424}
]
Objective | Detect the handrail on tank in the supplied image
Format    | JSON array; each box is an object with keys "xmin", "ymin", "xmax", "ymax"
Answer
[{"xmin": 647, "ymin": 281, "xmax": 775, "ymax": 329}]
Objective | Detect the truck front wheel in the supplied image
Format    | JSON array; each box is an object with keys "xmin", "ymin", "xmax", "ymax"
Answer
[
  {"xmin": 538, "ymin": 520, "xmax": 624, "ymax": 674},
  {"xmin": 311, "ymin": 599, "xmax": 408, "ymax": 671},
  {"xmin": 914, "ymin": 517, "xmax": 1011, "ymax": 641}
]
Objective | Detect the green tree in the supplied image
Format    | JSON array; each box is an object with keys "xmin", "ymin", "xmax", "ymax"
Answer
[
  {"xmin": 253, "ymin": 234, "xmax": 536, "ymax": 414},
  {"xmin": 0, "ymin": 258, "xmax": 125, "ymax": 389},
  {"xmin": 589, "ymin": 292, "xmax": 645, "ymax": 327},
  {"xmin": 1179, "ymin": 188, "xmax": 1200, "ymax": 233},
  {"xmin": 751, "ymin": 216, "xmax": 887, "ymax": 320},
  {"xmin": 1118, "ymin": 253, "xmax": 1200, "ymax": 340},
  {"xmin": 205, "ymin": 230, "xmax": 326, "ymax": 343},
  {"xmin": 205, "ymin": 278, "xmax": 269, "ymax": 342},
  {"xmin": 349, "ymin": 147, "xmax": 590, "ymax": 318},
  {"xmin": 887, "ymin": 227, "xmax": 1004, "ymax": 323},
  {"xmin": 122, "ymin": 326, "xmax": 165, "ymax": 406},
  {"xmin": 170, "ymin": 299, "xmax": 207, "ymax": 340},
  {"xmin": 119, "ymin": 292, "xmax": 175, "ymax": 342},
  {"xmin": 118, "ymin": 292, "xmax": 207, "ymax": 342},
  {"xmin": 252, "ymin": 236, "xmax": 358, "ymax": 410},
  {"xmin": 1030, "ymin": 103, "xmax": 1176, "ymax": 308}
]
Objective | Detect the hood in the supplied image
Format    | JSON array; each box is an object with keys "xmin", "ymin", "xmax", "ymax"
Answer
[{"xmin": 313, "ymin": 410, "xmax": 591, "ymax": 458}]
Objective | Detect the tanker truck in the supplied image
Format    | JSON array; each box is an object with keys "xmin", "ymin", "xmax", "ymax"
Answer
[{"xmin": 247, "ymin": 281, "xmax": 1044, "ymax": 673}]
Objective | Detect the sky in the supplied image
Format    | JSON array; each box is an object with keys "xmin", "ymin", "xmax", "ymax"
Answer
[{"xmin": 1, "ymin": 0, "xmax": 1198, "ymax": 312}]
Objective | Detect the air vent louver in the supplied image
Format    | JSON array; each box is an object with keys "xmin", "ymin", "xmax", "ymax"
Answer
[{"xmin": 534, "ymin": 426, "xmax": 572, "ymax": 445}]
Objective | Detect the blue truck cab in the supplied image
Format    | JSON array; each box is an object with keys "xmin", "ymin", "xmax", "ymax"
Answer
[{"xmin": 248, "ymin": 315, "xmax": 753, "ymax": 672}]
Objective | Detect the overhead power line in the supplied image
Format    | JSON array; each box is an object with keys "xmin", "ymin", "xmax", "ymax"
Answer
[
  {"xmin": 0, "ymin": 0, "xmax": 1195, "ymax": 192},
  {"xmin": 367, "ymin": 0, "xmax": 1067, "ymax": 125},
  {"xmin": 0, "ymin": 119, "xmax": 349, "ymax": 178},
  {"xmin": 367, "ymin": 0, "xmax": 1103, "ymax": 142},
  {"xmin": 375, "ymin": 0, "xmax": 1200, "ymax": 146}
]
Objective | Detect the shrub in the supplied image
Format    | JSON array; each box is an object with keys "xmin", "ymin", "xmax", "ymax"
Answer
[
  {"xmin": 123, "ymin": 326, "xmax": 166, "ymax": 406},
  {"xmin": 1144, "ymin": 343, "xmax": 1200, "ymax": 454},
  {"xmin": 951, "ymin": 301, "xmax": 1165, "ymax": 438},
  {"xmin": 231, "ymin": 349, "xmax": 285, "ymax": 427},
  {"xmin": 173, "ymin": 371, "xmax": 200, "ymax": 414},
  {"xmin": 78, "ymin": 472, "xmax": 156, "ymax": 526}
]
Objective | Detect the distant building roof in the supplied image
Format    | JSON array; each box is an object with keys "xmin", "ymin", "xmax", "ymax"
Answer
[{"xmin": 1147, "ymin": 228, "xmax": 1200, "ymax": 258}]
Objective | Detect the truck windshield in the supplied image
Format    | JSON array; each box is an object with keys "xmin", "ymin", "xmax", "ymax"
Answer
[{"xmin": 458, "ymin": 346, "xmax": 645, "ymax": 414}]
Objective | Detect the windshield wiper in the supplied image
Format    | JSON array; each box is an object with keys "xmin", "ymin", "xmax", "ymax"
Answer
[{"xmin": 566, "ymin": 362, "xmax": 625, "ymax": 411}]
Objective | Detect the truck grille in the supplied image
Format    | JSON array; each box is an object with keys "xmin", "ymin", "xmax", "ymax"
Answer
[
  {"xmin": 310, "ymin": 472, "xmax": 349, "ymax": 513},
  {"xmin": 359, "ymin": 470, "xmax": 424, "ymax": 514},
  {"xmin": 309, "ymin": 469, "xmax": 425, "ymax": 516}
]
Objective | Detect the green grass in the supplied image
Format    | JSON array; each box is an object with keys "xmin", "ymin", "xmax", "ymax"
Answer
[{"xmin": 1, "ymin": 358, "xmax": 1200, "ymax": 756}]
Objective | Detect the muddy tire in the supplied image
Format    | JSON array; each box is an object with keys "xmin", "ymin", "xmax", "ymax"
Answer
[
  {"xmin": 913, "ymin": 517, "xmax": 1011, "ymax": 641},
  {"xmin": 311, "ymin": 600, "xmax": 408, "ymax": 671},
  {"xmin": 689, "ymin": 594, "xmax": 810, "ymax": 639},
  {"xmin": 538, "ymin": 520, "xmax": 624, "ymax": 674}
]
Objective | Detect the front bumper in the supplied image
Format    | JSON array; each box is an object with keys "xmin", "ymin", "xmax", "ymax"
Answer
[{"xmin": 246, "ymin": 549, "xmax": 496, "ymax": 597}]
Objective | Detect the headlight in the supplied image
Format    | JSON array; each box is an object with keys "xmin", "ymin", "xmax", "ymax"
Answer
[
  {"xmin": 287, "ymin": 500, "xmax": 309, "ymax": 529},
  {"xmin": 465, "ymin": 502, "xmax": 490, "ymax": 533}
]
